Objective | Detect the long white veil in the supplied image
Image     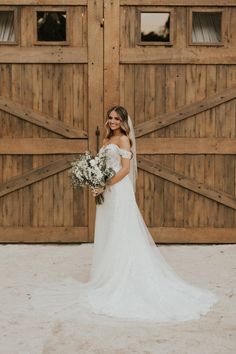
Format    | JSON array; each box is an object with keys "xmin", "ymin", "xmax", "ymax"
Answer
[{"xmin": 128, "ymin": 115, "xmax": 138, "ymax": 192}]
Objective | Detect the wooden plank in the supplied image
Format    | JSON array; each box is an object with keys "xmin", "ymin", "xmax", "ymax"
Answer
[
  {"xmin": 0, "ymin": 1, "xmax": 87, "ymax": 4},
  {"xmin": 184, "ymin": 65, "xmax": 196, "ymax": 227},
  {"xmin": 104, "ymin": 0, "xmax": 120, "ymax": 112},
  {"xmin": 173, "ymin": 65, "xmax": 186, "ymax": 227},
  {"xmin": 0, "ymin": 47, "xmax": 87, "ymax": 64},
  {"xmin": 136, "ymin": 138, "xmax": 236, "ymax": 154},
  {"xmin": 149, "ymin": 227, "xmax": 236, "ymax": 244},
  {"xmin": 11, "ymin": 66, "xmax": 23, "ymax": 227},
  {"xmin": 163, "ymin": 66, "xmax": 176, "ymax": 227},
  {"xmin": 0, "ymin": 138, "xmax": 87, "ymax": 154},
  {"xmin": 144, "ymin": 66, "xmax": 156, "ymax": 227},
  {"xmin": 0, "ymin": 96, "xmax": 87, "ymax": 138},
  {"xmin": 135, "ymin": 86, "xmax": 236, "ymax": 137},
  {"xmin": 87, "ymin": 0, "xmax": 104, "ymax": 242},
  {"xmin": 120, "ymin": 48, "xmax": 236, "ymax": 64},
  {"xmin": 138, "ymin": 156, "xmax": 236, "ymax": 210},
  {"xmin": 0, "ymin": 226, "xmax": 234, "ymax": 243},
  {"xmin": 133, "ymin": 65, "xmax": 145, "ymax": 213},
  {"xmin": 194, "ymin": 65, "xmax": 207, "ymax": 227},
  {"xmin": 0, "ymin": 157, "xmax": 75, "ymax": 197},
  {"xmin": 0, "ymin": 227, "xmax": 88, "ymax": 243},
  {"xmin": 120, "ymin": 0, "xmax": 236, "ymax": 5}
]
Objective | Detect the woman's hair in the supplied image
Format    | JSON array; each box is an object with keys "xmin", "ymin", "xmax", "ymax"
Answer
[{"xmin": 105, "ymin": 105, "xmax": 133, "ymax": 147}]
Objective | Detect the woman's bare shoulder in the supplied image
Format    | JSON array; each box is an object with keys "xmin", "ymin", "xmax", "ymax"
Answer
[{"xmin": 119, "ymin": 135, "xmax": 131, "ymax": 150}]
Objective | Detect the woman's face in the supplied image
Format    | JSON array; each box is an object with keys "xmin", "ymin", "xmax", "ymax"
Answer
[{"xmin": 108, "ymin": 110, "xmax": 122, "ymax": 132}]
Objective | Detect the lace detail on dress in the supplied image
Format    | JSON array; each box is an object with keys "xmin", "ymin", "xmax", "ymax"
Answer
[
  {"xmin": 99, "ymin": 144, "xmax": 131, "ymax": 172},
  {"xmin": 119, "ymin": 148, "xmax": 132, "ymax": 159}
]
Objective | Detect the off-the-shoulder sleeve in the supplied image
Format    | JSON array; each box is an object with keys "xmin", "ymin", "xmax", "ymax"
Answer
[{"xmin": 119, "ymin": 148, "xmax": 132, "ymax": 159}]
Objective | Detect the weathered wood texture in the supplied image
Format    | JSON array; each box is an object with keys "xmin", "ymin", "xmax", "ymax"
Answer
[
  {"xmin": 150, "ymin": 228, "xmax": 236, "ymax": 243},
  {"xmin": 120, "ymin": 48, "xmax": 236, "ymax": 64},
  {"xmin": 119, "ymin": 4, "xmax": 236, "ymax": 242},
  {"xmin": 120, "ymin": 1, "xmax": 236, "ymax": 5},
  {"xmin": 0, "ymin": 227, "xmax": 88, "ymax": 243},
  {"xmin": 121, "ymin": 63, "xmax": 236, "ymax": 233},
  {"xmin": 104, "ymin": 0, "xmax": 120, "ymax": 112},
  {"xmin": 87, "ymin": 0, "xmax": 104, "ymax": 241},
  {"xmin": 0, "ymin": 157, "xmax": 76, "ymax": 197},
  {"xmin": 136, "ymin": 138, "xmax": 236, "ymax": 154},
  {"xmin": 0, "ymin": 4, "xmax": 90, "ymax": 242},
  {"xmin": 0, "ymin": 96, "xmax": 87, "ymax": 138},
  {"xmin": 120, "ymin": 6, "xmax": 236, "ymax": 65},
  {"xmin": 1, "ymin": 1, "xmax": 87, "ymax": 4},
  {"xmin": 0, "ymin": 139, "xmax": 87, "ymax": 154},
  {"xmin": 135, "ymin": 87, "xmax": 236, "ymax": 137},
  {"xmin": 0, "ymin": 227, "xmax": 234, "ymax": 244},
  {"xmin": 138, "ymin": 156, "xmax": 236, "ymax": 210},
  {"xmin": 0, "ymin": 1, "xmax": 236, "ymax": 243}
]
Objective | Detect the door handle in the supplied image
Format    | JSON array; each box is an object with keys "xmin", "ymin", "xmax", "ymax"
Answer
[{"xmin": 95, "ymin": 126, "xmax": 100, "ymax": 153}]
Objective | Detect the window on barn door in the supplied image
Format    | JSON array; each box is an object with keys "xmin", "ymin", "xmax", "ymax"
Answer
[
  {"xmin": 0, "ymin": 9, "xmax": 18, "ymax": 44},
  {"xmin": 189, "ymin": 9, "xmax": 223, "ymax": 45},
  {"xmin": 138, "ymin": 9, "xmax": 173, "ymax": 46},
  {"xmin": 36, "ymin": 11, "xmax": 68, "ymax": 44}
]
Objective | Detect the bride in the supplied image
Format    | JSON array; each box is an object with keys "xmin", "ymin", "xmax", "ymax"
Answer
[{"xmin": 31, "ymin": 106, "xmax": 218, "ymax": 323}]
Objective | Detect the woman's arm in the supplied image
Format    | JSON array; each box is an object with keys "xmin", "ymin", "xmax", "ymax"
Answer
[
  {"xmin": 106, "ymin": 136, "xmax": 131, "ymax": 187},
  {"xmin": 92, "ymin": 136, "xmax": 131, "ymax": 196}
]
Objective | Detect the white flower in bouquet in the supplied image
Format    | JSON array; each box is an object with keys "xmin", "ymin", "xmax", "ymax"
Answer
[{"xmin": 90, "ymin": 159, "xmax": 97, "ymax": 167}]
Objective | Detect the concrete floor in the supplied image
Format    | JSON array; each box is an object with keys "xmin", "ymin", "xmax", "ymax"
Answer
[{"xmin": 0, "ymin": 243, "xmax": 235, "ymax": 354}]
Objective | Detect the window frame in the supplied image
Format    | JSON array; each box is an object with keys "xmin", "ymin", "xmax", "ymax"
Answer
[
  {"xmin": 34, "ymin": 7, "xmax": 70, "ymax": 46},
  {"xmin": 137, "ymin": 7, "xmax": 174, "ymax": 46},
  {"xmin": 0, "ymin": 6, "xmax": 19, "ymax": 45},
  {"xmin": 188, "ymin": 8, "xmax": 225, "ymax": 47}
]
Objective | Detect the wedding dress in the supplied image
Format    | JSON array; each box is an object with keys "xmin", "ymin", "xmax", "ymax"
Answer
[{"xmin": 30, "ymin": 142, "xmax": 218, "ymax": 323}]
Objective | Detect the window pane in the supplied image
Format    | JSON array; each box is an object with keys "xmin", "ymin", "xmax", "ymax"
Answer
[
  {"xmin": 37, "ymin": 11, "xmax": 66, "ymax": 42},
  {"xmin": 0, "ymin": 11, "xmax": 15, "ymax": 42},
  {"xmin": 141, "ymin": 12, "xmax": 170, "ymax": 42},
  {"xmin": 192, "ymin": 12, "xmax": 221, "ymax": 43}
]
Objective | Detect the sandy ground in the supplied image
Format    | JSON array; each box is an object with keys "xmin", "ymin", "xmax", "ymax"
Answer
[{"xmin": 0, "ymin": 243, "xmax": 235, "ymax": 354}]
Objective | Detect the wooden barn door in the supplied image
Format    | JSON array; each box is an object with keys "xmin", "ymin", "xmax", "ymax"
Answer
[
  {"xmin": 104, "ymin": 0, "xmax": 236, "ymax": 243},
  {"xmin": 0, "ymin": 1, "xmax": 103, "ymax": 242}
]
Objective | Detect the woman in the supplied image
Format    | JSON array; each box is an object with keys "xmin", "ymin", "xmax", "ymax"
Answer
[{"xmin": 31, "ymin": 106, "xmax": 218, "ymax": 323}]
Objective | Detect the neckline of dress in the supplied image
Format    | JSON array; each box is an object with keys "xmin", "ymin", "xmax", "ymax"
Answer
[
  {"xmin": 102, "ymin": 143, "xmax": 131, "ymax": 154},
  {"xmin": 102, "ymin": 143, "xmax": 121, "ymax": 149}
]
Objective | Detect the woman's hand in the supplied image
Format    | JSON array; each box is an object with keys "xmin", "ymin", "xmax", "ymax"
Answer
[{"xmin": 91, "ymin": 186, "xmax": 105, "ymax": 197}]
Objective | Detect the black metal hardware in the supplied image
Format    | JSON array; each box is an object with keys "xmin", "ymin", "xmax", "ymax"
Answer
[{"xmin": 95, "ymin": 126, "xmax": 100, "ymax": 153}]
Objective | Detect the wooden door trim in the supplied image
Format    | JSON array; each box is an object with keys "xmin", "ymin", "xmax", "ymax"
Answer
[
  {"xmin": 0, "ymin": 157, "xmax": 75, "ymax": 197},
  {"xmin": 0, "ymin": 138, "xmax": 87, "ymax": 154},
  {"xmin": 120, "ymin": 48, "xmax": 236, "ymax": 64},
  {"xmin": 120, "ymin": 1, "xmax": 236, "ymax": 7},
  {"xmin": 104, "ymin": 0, "xmax": 120, "ymax": 111},
  {"xmin": 4, "ymin": 137, "xmax": 235, "ymax": 155},
  {"xmin": 0, "ymin": 1, "xmax": 87, "ymax": 6},
  {"xmin": 87, "ymin": 0, "xmax": 104, "ymax": 241},
  {"xmin": 138, "ymin": 156, "xmax": 236, "ymax": 210},
  {"xmin": 0, "ymin": 226, "xmax": 234, "ymax": 244},
  {"xmin": 0, "ymin": 227, "xmax": 88, "ymax": 243},
  {"xmin": 150, "ymin": 227, "xmax": 236, "ymax": 243},
  {"xmin": 136, "ymin": 138, "xmax": 236, "ymax": 154},
  {"xmin": 135, "ymin": 86, "xmax": 236, "ymax": 137},
  {"xmin": 0, "ymin": 47, "xmax": 87, "ymax": 64},
  {"xmin": 0, "ymin": 96, "xmax": 87, "ymax": 138}
]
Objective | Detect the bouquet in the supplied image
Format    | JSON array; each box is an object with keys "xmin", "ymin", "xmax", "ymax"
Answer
[{"xmin": 70, "ymin": 151, "xmax": 115, "ymax": 204}]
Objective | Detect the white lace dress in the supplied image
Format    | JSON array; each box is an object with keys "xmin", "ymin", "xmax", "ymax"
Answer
[{"xmin": 30, "ymin": 143, "xmax": 218, "ymax": 323}]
